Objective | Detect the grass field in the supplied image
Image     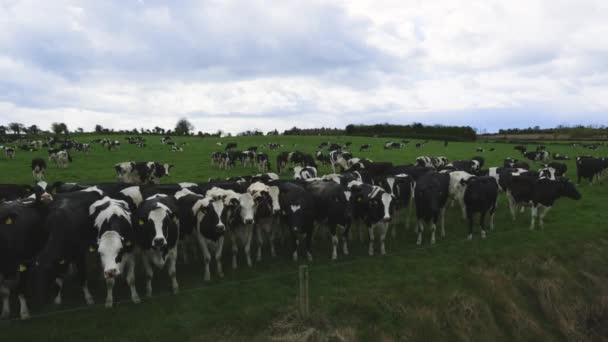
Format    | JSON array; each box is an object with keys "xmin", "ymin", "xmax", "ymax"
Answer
[{"xmin": 1, "ymin": 135, "xmax": 607, "ymax": 341}]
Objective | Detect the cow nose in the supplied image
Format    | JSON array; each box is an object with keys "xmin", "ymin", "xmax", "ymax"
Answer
[
  {"xmin": 383, "ymin": 216, "xmax": 392, "ymax": 222},
  {"xmin": 104, "ymin": 268, "xmax": 118, "ymax": 279},
  {"xmin": 216, "ymin": 223, "xmax": 226, "ymax": 230},
  {"xmin": 273, "ymin": 209, "xmax": 281, "ymax": 215},
  {"xmin": 244, "ymin": 219, "xmax": 254, "ymax": 225},
  {"xmin": 153, "ymin": 237, "xmax": 166, "ymax": 247}
]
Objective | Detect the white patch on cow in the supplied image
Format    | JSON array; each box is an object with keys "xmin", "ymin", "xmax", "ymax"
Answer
[
  {"xmin": 290, "ymin": 205, "xmax": 301, "ymax": 213},
  {"xmin": 146, "ymin": 193, "xmax": 168, "ymax": 200},
  {"xmin": 192, "ymin": 197, "xmax": 211, "ymax": 215},
  {"xmin": 347, "ymin": 180, "xmax": 363, "ymax": 189},
  {"xmin": 247, "ymin": 182, "xmax": 270, "ymax": 199},
  {"xmin": 321, "ymin": 174, "xmax": 341, "ymax": 184},
  {"xmin": 386, "ymin": 177, "xmax": 396, "ymax": 196},
  {"xmin": 369, "ymin": 186, "xmax": 383, "ymax": 199},
  {"xmin": 82, "ymin": 186, "xmax": 104, "ymax": 196},
  {"xmin": 179, "ymin": 182, "xmax": 197, "ymax": 188},
  {"xmin": 37, "ymin": 181, "xmax": 48, "ymax": 190},
  {"xmin": 269, "ymin": 186, "xmax": 280, "ymax": 212},
  {"xmin": 174, "ymin": 188, "xmax": 194, "ymax": 200},
  {"xmin": 265, "ymin": 173, "xmax": 280, "ymax": 180},
  {"xmin": 211, "ymin": 198, "xmax": 225, "ymax": 228},
  {"xmin": 381, "ymin": 193, "xmax": 392, "ymax": 221},
  {"xmin": 148, "ymin": 203, "xmax": 171, "ymax": 243},
  {"xmin": 98, "ymin": 231, "xmax": 124, "ymax": 277},
  {"xmin": 163, "ymin": 164, "xmax": 171, "ymax": 175},
  {"xmin": 89, "ymin": 197, "xmax": 131, "ymax": 229},
  {"xmin": 293, "ymin": 166, "xmax": 304, "ymax": 180},
  {"xmin": 238, "ymin": 193, "xmax": 255, "ymax": 223},
  {"xmin": 343, "ymin": 191, "xmax": 351, "ymax": 201},
  {"xmin": 120, "ymin": 186, "xmax": 143, "ymax": 207}
]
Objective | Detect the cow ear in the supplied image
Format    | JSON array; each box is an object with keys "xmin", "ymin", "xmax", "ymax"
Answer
[{"xmin": 459, "ymin": 178, "xmax": 468, "ymax": 186}]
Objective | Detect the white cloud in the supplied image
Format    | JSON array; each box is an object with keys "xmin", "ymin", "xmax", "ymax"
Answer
[{"xmin": 0, "ymin": 0, "xmax": 607, "ymax": 133}]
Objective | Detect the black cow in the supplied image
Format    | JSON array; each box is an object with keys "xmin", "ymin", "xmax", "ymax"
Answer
[
  {"xmin": 542, "ymin": 162, "xmax": 567, "ymax": 178},
  {"xmin": 135, "ymin": 194, "xmax": 180, "ymax": 294},
  {"xmin": 514, "ymin": 145, "xmax": 527, "ymax": 153},
  {"xmin": 348, "ymin": 182, "xmax": 393, "ymax": 255},
  {"xmin": 576, "ymin": 156, "xmax": 608, "ymax": 184},
  {"xmin": 30, "ymin": 187, "xmax": 105, "ymax": 308},
  {"xmin": 224, "ymin": 142, "xmax": 237, "ymax": 151},
  {"xmin": 315, "ymin": 151, "xmax": 331, "ymax": 166},
  {"xmin": 0, "ymin": 183, "xmax": 53, "ymax": 319},
  {"xmin": 0, "ymin": 184, "xmax": 33, "ymax": 202},
  {"xmin": 305, "ymin": 181, "xmax": 351, "ymax": 260},
  {"xmin": 279, "ymin": 182, "xmax": 316, "ymax": 261},
  {"xmin": 462, "ymin": 176, "xmax": 498, "ymax": 239},
  {"xmin": 414, "ymin": 172, "xmax": 450, "ymax": 245},
  {"xmin": 359, "ymin": 144, "xmax": 371, "ymax": 152},
  {"xmin": 506, "ymin": 177, "xmax": 581, "ymax": 229},
  {"xmin": 256, "ymin": 152, "xmax": 270, "ymax": 172},
  {"xmin": 450, "ymin": 160, "xmax": 481, "ymax": 174}
]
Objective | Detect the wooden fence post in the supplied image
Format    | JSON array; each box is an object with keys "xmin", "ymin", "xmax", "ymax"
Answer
[{"xmin": 298, "ymin": 265, "xmax": 309, "ymax": 318}]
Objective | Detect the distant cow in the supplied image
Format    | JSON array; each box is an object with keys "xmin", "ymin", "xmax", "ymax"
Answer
[
  {"xmin": 576, "ymin": 156, "xmax": 608, "ymax": 184},
  {"xmin": 225, "ymin": 142, "xmax": 238, "ymax": 151},
  {"xmin": 359, "ymin": 144, "xmax": 371, "ymax": 152},
  {"xmin": 31, "ymin": 158, "xmax": 47, "ymax": 181},
  {"xmin": 523, "ymin": 151, "xmax": 549, "ymax": 162},
  {"xmin": 115, "ymin": 162, "xmax": 173, "ymax": 184},
  {"xmin": 293, "ymin": 166, "xmax": 317, "ymax": 180},
  {"xmin": 4, "ymin": 147, "xmax": 15, "ymax": 159},
  {"xmin": 476, "ymin": 147, "xmax": 484, "ymax": 152},
  {"xmin": 552, "ymin": 153, "xmax": 570, "ymax": 160}
]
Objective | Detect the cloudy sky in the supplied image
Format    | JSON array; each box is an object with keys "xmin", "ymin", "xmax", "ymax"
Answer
[{"xmin": 1, "ymin": 0, "xmax": 607, "ymax": 133}]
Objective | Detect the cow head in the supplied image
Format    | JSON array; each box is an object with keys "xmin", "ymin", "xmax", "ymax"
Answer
[
  {"xmin": 195, "ymin": 189, "xmax": 226, "ymax": 234},
  {"xmin": 238, "ymin": 193, "xmax": 255, "ymax": 225},
  {"xmin": 142, "ymin": 202, "xmax": 176, "ymax": 249},
  {"xmin": 558, "ymin": 178, "xmax": 582, "ymax": 200},
  {"xmin": 32, "ymin": 181, "xmax": 54, "ymax": 204}
]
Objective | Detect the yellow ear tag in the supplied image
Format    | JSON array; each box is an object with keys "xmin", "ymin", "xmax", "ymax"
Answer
[
  {"xmin": 89, "ymin": 246, "xmax": 96, "ymax": 253},
  {"xmin": 138, "ymin": 219, "xmax": 144, "ymax": 226},
  {"xmin": 5, "ymin": 217, "xmax": 13, "ymax": 224},
  {"xmin": 19, "ymin": 264, "xmax": 27, "ymax": 272},
  {"xmin": 59, "ymin": 260, "xmax": 65, "ymax": 265}
]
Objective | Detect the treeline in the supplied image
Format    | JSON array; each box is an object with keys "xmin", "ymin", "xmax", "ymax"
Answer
[
  {"xmin": 345, "ymin": 123, "xmax": 477, "ymax": 141},
  {"xmin": 282, "ymin": 127, "xmax": 345, "ymax": 136},
  {"xmin": 497, "ymin": 125, "xmax": 608, "ymax": 139}
]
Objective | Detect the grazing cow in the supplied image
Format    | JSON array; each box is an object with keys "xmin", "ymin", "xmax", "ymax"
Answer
[
  {"xmin": 115, "ymin": 162, "xmax": 173, "ymax": 184},
  {"xmin": 0, "ymin": 183, "xmax": 53, "ymax": 319},
  {"xmin": 348, "ymin": 182, "xmax": 393, "ymax": 255},
  {"xmin": 536, "ymin": 145, "xmax": 546, "ymax": 152},
  {"xmin": 514, "ymin": 145, "xmax": 527, "ymax": 153},
  {"xmin": 293, "ymin": 166, "xmax": 317, "ymax": 180},
  {"xmin": 160, "ymin": 136, "xmax": 172, "ymax": 145},
  {"xmin": 256, "ymin": 152, "xmax": 270, "ymax": 172},
  {"xmin": 384, "ymin": 142, "xmax": 403, "ymax": 149},
  {"xmin": 506, "ymin": 177, "xmax": 581, "ymax": 229},
  {"xmin": 135, "ymin": 194, "xmax": 180, "ymax": 294},
  {"xmin": 553, "ymin": 153, "xmax": 570, "ymax": 160},
  {"xmin": 542, "ymin": 162, "xmax": 567, "ymax": 178},
  {"xmin": 446, "ymin": 171, "xmax": 475, "ymax": 219},
  {"xmin": 225, "ymin": 142, "xmax": 237, "ymax": 151},
  {"xmin": 523, "ymin": 151, "xmax": 549, "ymax": 162},
  {"xmin": 30, "ymin": 187, "xmax": 104, "ymax": 307},
  {"xmin": 305, "ymin": 181, "xmax": 351, "ymax": 260},
  {"xmin": 414, "ymin": 172, "xmax": 450, "ymax": 245},
  {"xmin": 247, "ymin": 182, "xmax": 278, "ymax": 261},
  {"xmin": 329, "ymin": 150, "xmax": 352, "ymax": 173},
  {"xmin": 576, "ymin": 156, "xmax": 608, "ymax": 184},
  {"xmin": 89, "ymin": 197, "xmax": 139, "ymax": 308},
  {"xmin": 171, "ymin": 145, "xmax": 183, "ymax": 152},
  {"xmin": 450, "ymin": 160, "xmax": 481, "ymax": 174},
  {"xmin": 31, "ymin": 158, "xmax": 47, "ymax": 182},
  {"xmin": 359, "ymin": 144, "xmax": 371, "ymax": 152},
  {"xmin": 5, "ymin": 147, "xmax": 15, "ymax": 159},
  {"xmin": 279, "ymin": 182, "xmax": 316, "ymax": 261},
  {"xmin": 476, "ymin": 147, "xmax": 484, "ymax": 152},
  {"xmin": 463, "ymin": 176, "xmax": 499, "ymax": 239},
  {"xmin": 416, "ymin": 156, "xmax": 449, "ymax": 169}
]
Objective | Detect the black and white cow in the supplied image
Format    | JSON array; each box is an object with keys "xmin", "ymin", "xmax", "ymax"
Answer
[
  {"xmin": 224, "ymin": 142, "xmax": 238, "ymax": 151},
  {"xmin": 359, "ymin": 144, "xmax": 371, "ymax": 152},
  {"xmin": 523, "ymin": 151, "xmax": 549, "ymax": 162},
  {"xmin": 476, "ymin": 147, "xmax": 485, "ymax": 152},
  {"xmin": 462, "ymin": 176, "xmax": 498, "ymax": 239},
  {"xmin": 552, "ymin": 153, "xmax": 570, "ymax": 160},
  {"xmin": 0, "ymin": 184, "xmax": 33, "ymax": 202},
  {"xmin": 247, "ymin": 182, "xmax": 278, "ymax": 261},
  {"xmin": 329, "ymin": 150, "xmax": 352, "ymax": 173},
  {"xmin": 506, "ymin": 176, "xmax": 581, "ymax": 230},
  {"xmin": 305, "ymin": 181, "xmax": 351, "ymax": 260},
  {"xmin": 514, "ymin": 145, "xmax": 527, "ymax": 153},
  {"xmin": 160, "ymin": 136, "xmax": 171, "ymax": 145},
  {"xmin": 449, "ymin": 160, "xmax": 481, "ymax": 174},
  {"xmin": 377, "ymin": 173, "xmax": 415, "ymax": 234},
  {"xmin": 5, "ymin": 147, "xmax": 15, "ymax": 159},
  {"xmin": 279, "ymin": 182, "xmax": 316, "ymax": 261},
  {"xmin": 115, "ymin": 162, "xmax": 173, "ymax": 184},
  {"xmin": 135, "ymin": 194, "xmax": 180, "ymax": 294},
  {"xmin": 348, "ymin": 182, "xmax": 393, "ymax": 255},
  {"xmin": 0, "ymin": 182, "xmax": 53, "ymax": 319},
  {"xmin": 31, "ymin": 158, "xmax": 47, "ymax": 182},
  {"xmin": 446, "ymin": 171, "xmax": 475, "ymax": 219},
  {"xmin": 576, "ymin": 156, "xmax": 608, "ymax": 184},
  {"xmin": 416, "ymin": 156, "xmax": 449, "ymax": 169},
  {"xmin": 257, "ymin": 152, "xmax": 270, "ymax": 172},
  {"xmin": 30, "ymin": 187, "xmax": 105, "ymax": 307},
  {"xmin": 414, "ymin": 172, "xmax": 450, "ymax": 245},
  {"xmin": 89, "ymin": 197, "xmax": 139, "ymax": 307},
  {"xmin": 293, "ymin": 166, "xmax": 317, "ymax": 180},
  {"xmin": 541, "ymin": 162, "xmax": 567, "ymax": 178}
]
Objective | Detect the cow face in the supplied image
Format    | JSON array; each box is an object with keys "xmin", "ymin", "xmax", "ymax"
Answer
[
  {"xmin": 284, "ymin": 204, "xmax": 305, "ymax": 233},
  {"xmin": 238, "ymin": 193, "xmax": 255, "ymax": 225},
  {"xmin": 194, "ymin": 195, "xmax": 226, "ymax": 236},
  {"xmin": 145, "ymin": 203, "xmax": 175, "ymax": 248},
  {"xmin": 98, "ymin": 230, "xmax": 124, "ymax": 279},
  {"xmin": 32, "ymin": 181, "xmax": 54, "ymax": 204}
]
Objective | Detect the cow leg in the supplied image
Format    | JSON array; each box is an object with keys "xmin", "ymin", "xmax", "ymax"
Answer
[
  {"xmin": 292, "ymin": 234, "xmax": 299, "ymax": 262},
  {"xmin": 379, "ymin": 222, "xmax": 388, "ymax": 255},
  {"xmin": 74, "ymin": 256, "xmax": 94, "ymax": 305},
  {"xmin": 54, "ymin": 278, "xmax": 64, "ymax": 305},
  {"xmin": 490, "ymin": 202, "xmax": 497, "ymax": 230},
  {"xmin": 480, "ymin": 212, "xmax": 487, "ymax": 239},
  {"xmin": 256, "ymin": 225, "xmax": 263, "ymax": 262},
  {"xmin": 507, "ymin": 192, "xmax": 517, "ymax": 221},
  {"xmin": 305, "ymin": 230, "xmax": 313, "ymax": 261},
  {"xmin": 105, "ymin": 277, "xmax": 115, "ymax": 308},
  {"xmin": 430, "ymin": 222, "xmax": 437, "ymax": 245},
  {"xmin": 18, "ymin": 294, "xmax": 29, "ymax": 320},
  {"xmin": 245, "ymin": 224, "xmax": 253, "ymax": 267},
  {"xmin": 330, "ymin": 224, "xmax": 338, "ymax": 260},
  {"xmin": 0, "ymin": 285, "xmax": 9, "ymax": 319},
  {"xmin": 340, "ymin": 224, "xmax": 350, "ymax": 256},
  {"xmin": 459, "ymin": 198, "xmax": 467, "ymax": 220},
  {"xmin": 167, "ymin": 248, "xmax": 179, "ymax": 294},
  {"xmin": 467, "ymin": 212, "xmax": 474, "ymax": 240},
  {"xmin": 539, "ymin": 206, "xmax": 551, "ymax": 229},
  {"xmin": 82, "ymin": 281, "xmax": 94, "ymax": 305},
  {"xmin": 440, "ymin": 207, "xmax": 447, "ymax": 238},
  {"xmin": 230, "ymin": 231, "xmax": 238, "ymax": 270},
  {"xmin": 530, "ymin": 205, "xmax": 538, "ymax": 230},
  {"xmin": 215, "ymin": 236, "xmax": 225, "ymax": 278},
  {"xmin": 406, "ymin": 199, "xmax": 413, "ymax": 230},
  {"xmin": 194, "ymin": 231, "xmax": 212, "ymax": 281},
  {"xmin": 269, "ymin": 227, "xmax": 277, "ymax": 258},
  {"xmin": 391, "ymin": 209, "xmax": 398, "ymax": 239},
  {"xmin": 416, "ymin": 220, "xmax": 424, "ymax": 245},
  {"xmin": 368, "ymin": 225, "xmax": 375, "ymax": 256},
  {"xmin": 124, "ymin": 254, "xmax": 140, "ymax": 304},
  {"xmin": 142, "ymin": 253, "xmax": 154, "ymax": 296}
]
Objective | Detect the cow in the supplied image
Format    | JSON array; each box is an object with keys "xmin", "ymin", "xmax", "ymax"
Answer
[
  {"xmin": 506, "ymin": 176, "xmax": 581, "ymax": 229},
  {"xmin": 31, "ymin": 158, "xmax": 47, "ymax": 182},
  {"xmin": 348, "ymin": 182, "xmax": 393, "ymax": 255},
  {"xmin": 30, "ymin": 187, "xmax": 105, "ymax": 308},
  {"xmin": 359, "ymin": 144, "xmax": 371, "ymax": 152},
  {"xmin": 576, "ymin": 156, "xmax": 608, "ymax": 184},
  {"xmin": 476, "ymin": 147, "xmax": 484, "ymax": 153},
  {"xmin": 416, "ymin": 156, "xmax": 449, "ymax": 169},
  {"xmin": 279, "ymin": 182, "xmax": 316, "ymax": 261},
  {"xmin": 108, "ymin": 140, "xmax": 120, "ymax": 151},
  {"xmin": 329, "ymin": 150, "xmax": 352, "ymax": 173},
  {"xmin": 225, "ymin": 142, "xmax": 238, "ymax": 151},
  {"xmin": 89, "ymin": 197, "xmax": 139, "ymax": 308},
  {"xmin": 276, "ymin": 152, "xmax": 290, "ymax": 173},
  {"xmin": 446, "ymin": 171, "xmax": 476, "ymax": 219},
  {"xmin": 542, "ymin": 162, "xmax": 567, "ymax": 178},
  {"xmin": 377, "ymin": 173, "xmax": 415, "ymax": 233},
  {"xmin": 247, "ymin": 182, "xmax": 278, "ymax": 261},
  {"xmin": 247, "ymin": 146, "xmax": 258, "ymax": 152},
  {"xmin": 0, "ymin": 182, "xmax": 53, "ymax": 319},
  {"xmin": 384, "ymin": 142, "xmax": 403, "ymax": 149},
  {"xmin": 135, "ymin": 194, "xmax": 180, "ymax": 294},
  {"xmin": 5, "ymin": 147, "xmax": 15, "ymax": 159},
  {"xmin": 0, "ymin": 184, "xmax": 33, "ymax": 202},
  {"xmin": 218, "ymin": 152, "xmax": 234, "ymax": 170},
  {"xmin": 503, "ymin": 158, "xmax": 518, "ymax": 168},
  {"xmin": 449, "ymin": 160, "xmax": 481, "ymax": 174},
  {"xmin": 56, "ymin": 150, "xmax": 72, "ymax": 168},
  {"xmin": 472, "ymin": 156, "xmax": 485, "ymax": 169},
  {"xmin": 115, "ymin": 162, "xmax": 173, "ymax": 185},
  {"xmin": 316, "ymin": 151, "xmax": 331, "ymax": 166},
  {"xmin": 514, "ymin": 145, "xmax": 527, "ymax": 153},
  {"xmin": 160, "ymin": 136, "xmax": 172, "ymax": 145},
  {"xmin": 414, "ymin": 172, "xmax": 450, "ymax": 245},
  {"xmin": 328, "ymin": 143, "xmax": 342, "ymax": 151},
  {"xmin": 462, "ymin": 176, "xmax": 499, "ymax": 239},
  {"xmin": 257, "ymin": 153, "xmax": 270, "ymax": 172},
  {"xmin": 305, "ymin": 181, "xmax": 351, "ymax": 260},
  {"xmin": 293, "ymin": 166, "xmax": 317, "ymax": 180},
  {"xmin": 523, "ymin": 151, "xmax": 549, "ymax": 162},
  {"xmin": 171, "ymin": 145, "xmax": 183, "ymax": 152}
]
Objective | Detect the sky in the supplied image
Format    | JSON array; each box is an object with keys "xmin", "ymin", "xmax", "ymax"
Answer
[{"xmin": 1, "ymin": 0, "xmax": 607, "ymax": 134}]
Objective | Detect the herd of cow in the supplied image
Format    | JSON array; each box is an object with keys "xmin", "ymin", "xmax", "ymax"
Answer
[{"xmin": 0, "ymin": 139, "xmax": 607, "ymax": 321}]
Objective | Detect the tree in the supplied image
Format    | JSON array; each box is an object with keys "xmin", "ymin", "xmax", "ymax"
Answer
[
  {"xmin": 174, "ymin": 118, "xmax": 194, "ymax": 136},
  {"xmin": 8, "ymin": 122, "xmax": 24, "ymax": 137},
  {"xmin": 0, "ymin": 125, "xmax": 6, "ymax": 136},
  {"xmin": 51, "ymin": 122, "xmax": 68, "ymax": 137},
  {"xmin": 95, "ymin": 124, "xmax": 104, "ymax": 134},
  {"xmin": 28, "ymin": 125, "xmax": 40, "ymax": 136},
  {"xmin": 77, "ymin": 127, "xmax": 84, "ymax": 133}
]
